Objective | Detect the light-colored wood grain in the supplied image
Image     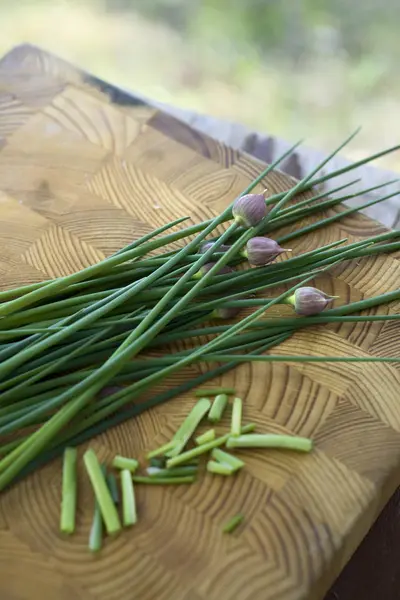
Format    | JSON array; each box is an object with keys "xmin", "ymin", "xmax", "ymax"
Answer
[{"xmin": 0, "ymin": 44, "xmax": 399, "ymax": 600}]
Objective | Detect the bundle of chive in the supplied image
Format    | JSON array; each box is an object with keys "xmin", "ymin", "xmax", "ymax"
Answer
[{"xmin": 0, "ymin": 129, "xmax": 400, "ymax": 491}]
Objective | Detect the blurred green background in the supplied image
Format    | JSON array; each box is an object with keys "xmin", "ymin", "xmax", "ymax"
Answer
[{"xmin": 1, "ymin": 0, "xmax": 399, "ymax": 169}]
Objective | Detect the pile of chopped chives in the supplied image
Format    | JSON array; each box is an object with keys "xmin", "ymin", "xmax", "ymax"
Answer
[
  {"xmin": 0, "ymin": 131, "xmax": 398, "ymax": 491},
  {"xmin": 62, "ymin": 391, "xmax": 314, "ymax": 550}
]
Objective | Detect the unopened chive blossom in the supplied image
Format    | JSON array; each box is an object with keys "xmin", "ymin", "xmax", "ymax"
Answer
[
  {"xmin": 243, "ymin": 237, "xmax": 288, "ymax": 266},
  {"xmin": 232, "ymin": 193, "xmax": 268, "ymax": 227},
  {"xmin": 207, "ymin": 460, "xmax": 234, "ymax": 475},
  {"xmin": 286, "ymin": 286, "xmax": 338, "ymax": 316}
]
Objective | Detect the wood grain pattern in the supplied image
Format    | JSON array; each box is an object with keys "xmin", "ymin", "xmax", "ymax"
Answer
[{"xmin": 0, "ymin": 44, "xmax": 399, "ymax": 600}]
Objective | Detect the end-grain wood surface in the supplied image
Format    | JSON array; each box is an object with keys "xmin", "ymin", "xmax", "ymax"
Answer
[{"xmin": 0, "ymin": 45, "xmax": 399, "ymax": 600}]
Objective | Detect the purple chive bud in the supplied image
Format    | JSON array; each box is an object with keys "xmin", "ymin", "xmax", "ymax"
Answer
[
  {"xmin": 212, "ymin": 306, "xmax": 242, "ymax": 320},
  {"xmin": 194, "ymin": 262, "xmax": 234, "ymax": 279},
  {"xmin": 287, "ymin": 286, "xmax": 338, "ymax": 316},
  {"xmin": 244, "ymin": 237, "xmax": 289, "ymax": 266},
  {"xmin": 200, "ymin": 241, "xmax": 232, "ymax": 254},
  {"xmin": 232, "ymin": 193, "xmax": 268, "ymax": 228}
]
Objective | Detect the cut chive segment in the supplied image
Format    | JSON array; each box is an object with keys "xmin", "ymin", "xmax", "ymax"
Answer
[
  {"xmin": 166, "ymin": 423, "xmax": 255, "ymax": 469},
  {"xmin": 231, "ymin": 397, "xmax": 243, "ymax": 437},
  {"xmin": 107, "ymin": 473, "xmax": 120, "ymax": 504},
  {"xmin": 89, "ymin": 499, "xmax": 103, "ymax": 552},
  {"xmin": 211, "ymin": 448, "xmax": 244, "ymax": 471},
  {"xmin": 226, "ymin": 434, "xmax": 313, "ymax": 452},
  {"xmin": 208, "ymin": 394, "xmax": 229, "ymax": 422},
  {"xmin": 148, "ymin": 457, "xmax": 167, "ymax": 469},
  {"xmin": 60, "ymin": 447, "xmax": 77, "ymax": 534},
  {"xmin": 166, "ymin": 398, "xmax": 211, "ymax": 457},
  {"xmin": 146, "ymin": 440, "xmax": 177, "ymax": 459},
  {"xmin": 207, "ymin": 460, "xmax": 234, "ymax": 475},
  {"xmin": 83, "ymin": 449, "xmax": 121, "ymax": 535},
  {"xmin": 195, "ymin": 387, "xmax": 235, "ymax": 397},
  {"xmin": 112, "ymin": 455, "xmax": 139, "ymax": 473},
  {"xmin": 121, "ymin": 470, "xmax": 137, "ymax": 527},
  {"xmin": 222, "ymin": 513, "xmax": 244, "ymax": 534},
  {"xmin": 195, "ymin": 429, "xmax": 216, "ymax": 445},
  {"xmin": 132, "ymin": 476, "xmax": 195, "ymax": 485},
  {"xmin": 147, "ymin": 465, "xmax": 198, "ymax": 478}
]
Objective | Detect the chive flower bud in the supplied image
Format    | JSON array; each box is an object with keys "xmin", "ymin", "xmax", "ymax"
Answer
[
  {"xmin": 193, "ymin": 262, "xmax": 233, "ymax": 280},
  {"xmin": 200, "ymin": 241, "xmax": 231, "ymax": 254},
  {"xmin": 211, "ymin": 306, "xmax": 241, "ymax": 320},
  {"xmin": 286, "ymin": 286, "xmax": 338, "ymax": 316},
  {"xmin": 243, "ymin": 237, "xmax": 289, "ymax": 266},
  {"xmin": 232, "ymin": 193, "xmax": 268, "ymax": 227}
]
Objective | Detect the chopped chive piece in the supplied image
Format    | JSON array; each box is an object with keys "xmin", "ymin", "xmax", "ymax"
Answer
[
  {"xmin": 166, "ymin": 423, "xmax": 255, "ymax": 469},
  {"xmin": 211, "ymin": 448, "xmax": 245, "ymax": 471},
  {"xmin": 146, "ymin": 440, "xmax": 177, "ymax": 459},
  {"xmin": 60, "ymin": 447, "xmax": 77, "ymax": 534},
  {"xmin": 195, "ymin": 387, "xmax": 235, "ymax": 397},
  {"xmin": 107, "ymin": 473, "xmax": 120, "ymax": 504},
  {"xmin": 83, "ymin": 449, "xmax": 122, "ymax": 535},
  {"xmin": 89, "ymin": 499, "xmax": 103, "ymax": 552},
  {"xmin": 231, "ymin": 397, "xmax": 243, "ymax": 437},
  {"xmin": 112, "ymin": 455, "xmax": 139, "ymax": 473},
  {"xmin": 148, "ymin": 457, "xmax": 167, "ymax": 468},
  {"xmin": 121, "ymin": 470, "xmax": 137, "ymax": 527},
  {"xmin": 222, "ymin": 513, "xmax": 244, "ymax": 534},
  {"xmin": 208, "ymin": 394, "xmax": 229, "ymax": 422},
  {"xmin": 207, "ymin": 460, "xmax": 234, "ymax": 475},
  {"xmin": 147, "ymin": 465, "xmax": 198, "ymax": 478},
  {"xmin": 226, "ymin": 434, "xmax": 313, "ymax": 452},
  {"xmin": 166, "ymin": 398, "xmax": 211, "ymax": 457},
  {"xmin": 195, "ymin": 429, "xmax": 216, "ymax": 445},
  {"xmin": 132, "ymin": 476, "xmax": 195, "ymax": 485}
]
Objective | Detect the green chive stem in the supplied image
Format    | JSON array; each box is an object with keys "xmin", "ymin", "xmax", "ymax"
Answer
[
  {"xmin": 194, "ymin": 387, "xmax": 235, "ymax": 397},
  {"xmin": 211, "ymin": 448, "xmax": 245, "ymax": 471},
  {"xmin": 89, "ymin": 499, "xmax": 103, "ymax": 552},
  {"xmin": 132, "ymin": 476, "xmax": 195, "ymax": 485},
  {"xmin": 121, "ymin": 470, "xmax": 137, "ymax": 527},
  {"xmin": 112, "ymin": 455, "xmax": 139, "ymax": 473},
  {"xmin": 208, "ymin": 394, "xmax": 229, "ymax": 422},
  {"xmin": 195, "ymin": 429, "xmax": 216, "ymax": 445},
  {"xmin": 207, "ymin": 460, "xmax": 234, "ymax": 475},
  {"xmin": 60, "ymin": 447, "xmax": 78, "ymax": 534},
  {"xmin": 231, "ymin": 397, "xmax": 243, "ymax": 437},
  {"xmin": 146, "ymin": 440, "xmax": 178, "ymax": 459},
  {"xmin": 107, "ymin": 473, "xmax": 120, "ymax": 504},
  {"xmin": 222, "ymin": 513, "xmax": 244, "ymax": 534},
  {"xmin": 166, "ymin": 398, "xmax": 211, "ymax": 457},
  {"xmin": 147, "ymin": 465, "xmax": 198, "ymax": 478},
  {"xmin": 226, "ymin": 434, "xmax": 313, "ymax": 452},
  {"xmin": 83, "ymin": 449, "xmax": 121, "ymax": 535}
]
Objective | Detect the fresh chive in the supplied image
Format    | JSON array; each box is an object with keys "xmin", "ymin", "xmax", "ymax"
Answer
[
  {"xmin": 83, "ymin": 449, "xmax": 121, "ymax": 535},
  {"xmin": 208, "ymin": 394, "xmax": 229, "ymax": 423},
  {"xmin": 231, "ymin": 397, "xmax": 243, "ymax": 437},
  {"xmin": 132, "ymin": 476, "xmax": 195, "ymax": 485},
  {"xmin": 148, "ymin": 457, "xmax": 167, "ymax": 468},
  {"xmin": 195, "ymin": 429, "xmax": 216, "ymax": 445},
  {"xmin": 211, "ymin": 449, "xmax": 245, "ymax": 471},
  {"xmin": 89, "ymin": 498, "xmax": 103, "ymax": 552},
  {"xmin": 112, "ymin": 455, "xmax": 139, "ymax": 473},
  {"xmin": 146, "ymin": 440, "xmax": 178, "ymax": 459},
  {"xmin": 121, "ymin": 470, "xmax": 137, "ymax": 527},
  {"xmin": 107, "ymin": 472, "xmax": 120, "ymax": 504},
  {"xmin": 166, "ymin": 398, "xmax": 211, "ymax": 457},
  {"xmin": 147, "ymin": 466, "xmax": 198, "ymax": 478},
  {"xmin": 226, "ymin": 434, "xmax": 313, "ymax": 452},
  {"xmin": 166, "ymin": 423, "xmax": 256, "ymax": 469},
  {"xmin": 222, "ymin": 513, "xmax": 244, "ymax": 534},
  {"xmin": 207, "ymin": 461, "xmax": 234, "ymax": 475},
  {"xmin": 60, "ymin": 447, "xmax": 78, "ymax": 534},
  {"xmin": 194, "ymin": 387, "xmax": 235, "ymax": 397}
]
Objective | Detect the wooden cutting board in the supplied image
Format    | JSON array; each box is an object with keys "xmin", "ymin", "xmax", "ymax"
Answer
[{"xmin": 0, "ymin": 44, "xmax": 400, "ymax": 600}]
